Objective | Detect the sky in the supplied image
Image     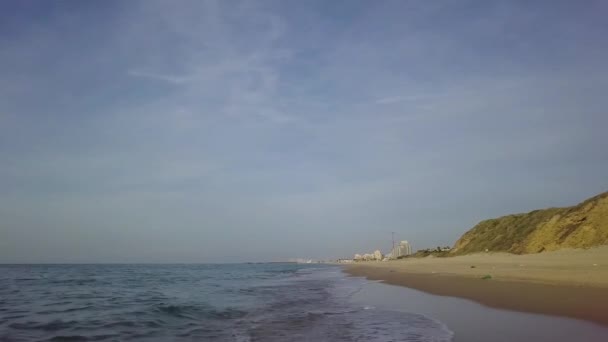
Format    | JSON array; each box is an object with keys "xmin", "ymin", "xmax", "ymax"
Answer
[{"xmin": 1, "ymin": 0, "xmax": 607, "ymax": 263}]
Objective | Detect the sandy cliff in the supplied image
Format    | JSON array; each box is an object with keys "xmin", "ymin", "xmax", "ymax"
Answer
[{"xmin": 452, "ymin": 191, "xmax": 608, "ymax": 254}]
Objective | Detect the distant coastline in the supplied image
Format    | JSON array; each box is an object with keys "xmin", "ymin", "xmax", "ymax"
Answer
[{"xmin": 343, "ymin": 190, "xmax": 608, "ymax": 264}]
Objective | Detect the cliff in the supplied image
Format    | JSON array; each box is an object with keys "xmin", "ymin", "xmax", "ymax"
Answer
[{"xmin": 451, "ymin": 191, "xmax": 608, "ymax": 255}]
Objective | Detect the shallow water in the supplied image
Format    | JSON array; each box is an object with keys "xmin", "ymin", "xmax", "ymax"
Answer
[{"xmin": 0, "ymin": 264, "xmax": 453, "ymax": 341}]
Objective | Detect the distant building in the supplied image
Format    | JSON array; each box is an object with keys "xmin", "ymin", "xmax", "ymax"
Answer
[
  {"xmin": 354, "ymin": 250, "xmax": 385, "ymax": 262},
  {"xmin": 401, "ymin": 241, "xmax": 412, "ymax": 255},
  {"xmin": 391, "ymin": 240, "xmax": 412, "ymax": 258}
]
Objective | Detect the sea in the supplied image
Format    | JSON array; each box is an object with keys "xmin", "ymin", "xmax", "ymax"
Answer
[{"xmin": 0, "ymin": 264, "xmax": 454, "ymax": 341}]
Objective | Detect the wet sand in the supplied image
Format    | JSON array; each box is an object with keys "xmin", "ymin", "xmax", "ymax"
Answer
[
  {"xmin": 348, "ymin": 278, "xmax": 608, "ymax": 342},
  {"xmin": 345, "ymin": 246, "xmax": 608, "ymax": 326}
]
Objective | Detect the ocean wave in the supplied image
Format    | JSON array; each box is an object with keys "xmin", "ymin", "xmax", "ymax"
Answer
[
  {"xmin": 36, "ymin": 305, "xmax": 93, "ymax": 315},
  {"xmin": 175, "ymin": 327, "xmax": 226, "ymax": 338},
  {"xmin": 208, "ymin": 308, "xmax": 248, "ymax": 320},
  {"xmin": 305, "ymin": 308, "xmax": 360, "ymax": 316},
  {"xmin": 48, "ymin": 278, "xmax": 98, "ymax": 285},
  {"xmin": 100, "ymin": 320, "xmax": 164, "ymax": 329},
  {"xmin": 155, "ymin": 304, "xmax": 248, "ymax": 320},
  {"xmin": 41, "ymin": 301, "xmax": 73, "ymax": 307},
  {"xmin": 242, "ymin": 308, "xmax": 454, "ymax": 342},
  {"xmin": 46, "ymin": 333, "xmax": 120, "ymax": 341},
  {"xmin": 47, "ymin": 335, "xmax": 88, "ymax": 341},
  {"xmin": 9, "ymin": 319, "xmax": 78, "ymax": 332}
]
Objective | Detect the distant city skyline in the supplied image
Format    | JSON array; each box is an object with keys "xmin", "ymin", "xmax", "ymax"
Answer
[{"xmin": 1, "ymin": 0, "xmax": 607, "ymax": 263}]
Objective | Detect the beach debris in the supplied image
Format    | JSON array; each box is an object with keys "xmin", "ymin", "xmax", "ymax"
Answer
[
  {"xmin": 593, "ymin": 264, "xmax": 598, "ymax": 266},
  {"xmin": 470, "ymin": 265, "xmax": 476, "ymax": 268},
  {"xmin": 481, "ymin": 274, "xmax": 492, "ymax": 280}
]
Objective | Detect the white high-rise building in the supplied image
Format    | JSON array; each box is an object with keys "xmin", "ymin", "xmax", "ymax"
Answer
[
  {"xmin": 400, "ymin": 241, "xmax": 412, "ymax": 256},
  {"xmin": 391, "ymin": 240, "xmax": 412, "ymax": 258}
]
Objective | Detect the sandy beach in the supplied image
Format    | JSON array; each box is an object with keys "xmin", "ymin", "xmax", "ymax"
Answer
[{"xmin": 345, "ymin": 246, "xmax": 608, "ymax": 326}]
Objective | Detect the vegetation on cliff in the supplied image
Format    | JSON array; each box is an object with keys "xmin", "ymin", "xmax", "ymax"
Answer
[{"xmin": 451, "ymin": 191, "xmax": 608, "ymax": 255}]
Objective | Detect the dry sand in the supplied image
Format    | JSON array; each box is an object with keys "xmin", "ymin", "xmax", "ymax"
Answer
[{"xmin": 345, "ymin": 246, "xmax": 608, "ymax": 326}]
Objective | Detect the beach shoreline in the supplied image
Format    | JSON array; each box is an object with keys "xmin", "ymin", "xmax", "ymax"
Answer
[{"xmin": 344, "ymin": 247, "xmax": 608, "ymax": 326}]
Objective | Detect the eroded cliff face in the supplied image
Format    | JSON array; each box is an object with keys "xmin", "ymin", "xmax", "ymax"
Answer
[{"xmin": 451, "ymin": 192, "xmax": 608, "ymax": 255}]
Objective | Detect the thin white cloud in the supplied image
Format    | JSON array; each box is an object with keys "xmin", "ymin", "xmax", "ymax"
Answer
[
  {"xmin": 375, "ymin": 95, "xmax": 409, "ymax": 104},
  {"xmin": 127, "ymin": 69, "xmax": 191, "ymax": 85},
  {"xmin": 121, "ymin": 1, "xmax": 291, "ymax": 124},
  {"xmin": 375, "ymin": 94, "xmax": 430, "ymax": 105}
]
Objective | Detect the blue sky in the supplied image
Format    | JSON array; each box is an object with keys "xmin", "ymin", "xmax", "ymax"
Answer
[{"xmin": 1, "ymin": 0, "xmax": 607, "ymax": 262}]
